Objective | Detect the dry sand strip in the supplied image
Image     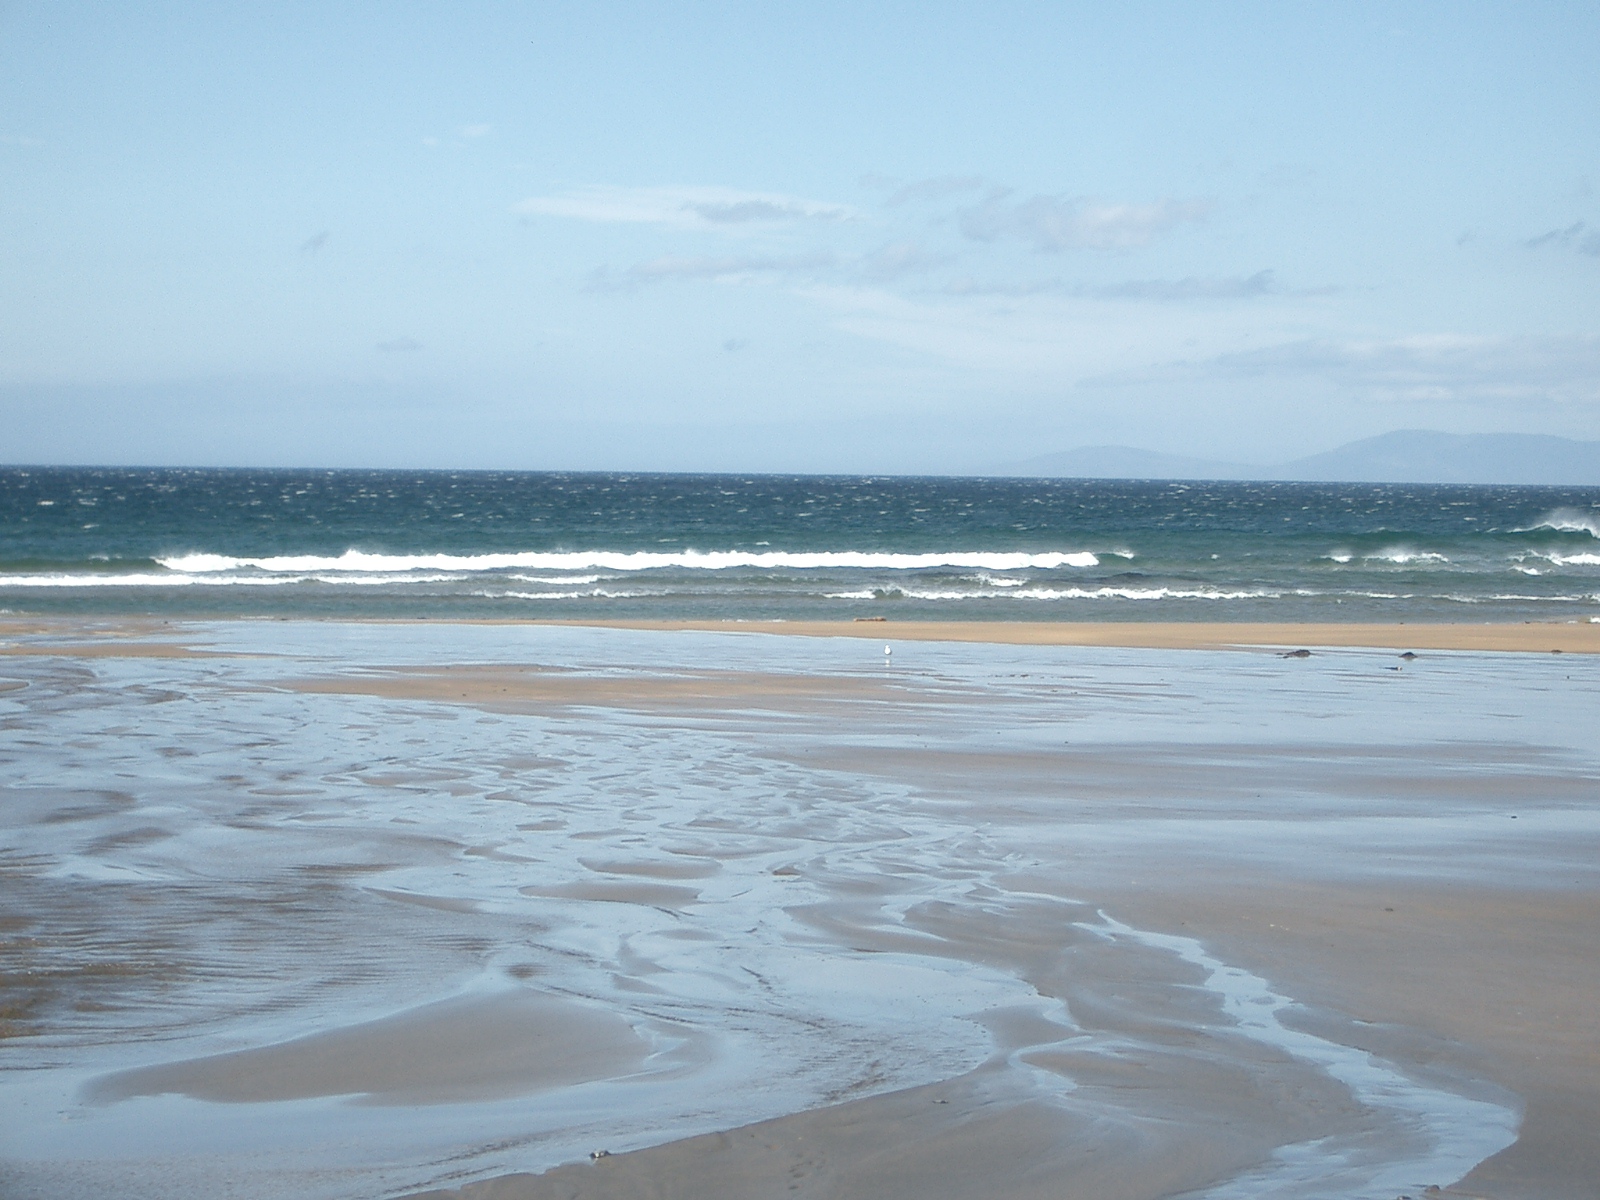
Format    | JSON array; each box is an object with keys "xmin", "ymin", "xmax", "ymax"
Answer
[
  {"xmin": 291, "ymin": 663, "xmax": 925, "ymax": 715},
  {"xmin": 539, "ymin": 619, "xmax": 1600, "ymax": 654}
]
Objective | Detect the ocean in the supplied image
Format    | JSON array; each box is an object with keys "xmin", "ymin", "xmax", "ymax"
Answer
[{"xmin": 3, "ymin": 466, "xmax": 1598, "ymax": 622}]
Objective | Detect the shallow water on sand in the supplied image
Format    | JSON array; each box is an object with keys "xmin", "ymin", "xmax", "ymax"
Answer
[{"xmin": 2, "ymin": 622, "xmax": 1595, "ymax": 1198}]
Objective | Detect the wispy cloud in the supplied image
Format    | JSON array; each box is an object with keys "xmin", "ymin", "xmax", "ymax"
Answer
[
  {"xmin": 798, "ymin": 284, "xmax": 1232, "ymax": 375},
  {"xmin": 515, "ymin": 185, "xmax": 855, "ymax": 231},
  {"xmin": 1095, "ymin": 334, "xmax": 1600, "ymax": 405},
  {"xmin": 959, "ymin": 191, "xmax": 1210, "ymax": 251},
  {"xmin": 860, "ymin": 241, "xmax": 947, "ymax": 282},
  {"xmin": 689, "ymin": 199, "xmax": 819, "ymax": 224},
  {"xmin": 1, "ymin": 134, "xmax": 43, "ymax": 147},
  {"xmin": 460, "ymin": 123, "xmax": 492, "ymax": 139},
  {"xmin": 592, "ymin": 243, "xmax": 946, "ymax": 290},
  {"xmin": 942, "ymin": 276, "xmax": 1065, "ymax": 298},
  {"xmin": 884, "ymin": 175, "xmax": 986, "ymax": 206},
  {"xmin": 1090, "ymin": 270, "xmax": 1284, "ymax": 300},
  {"xmin": 590, "ymin": 252, "xmax": 838, "ymax": 289},
  {"xmin": 1525, "ymin": 221, "xmax": 1600, "ymax": 256},
  {"xmin": 942, "ymin": 270, "xmax": 1310, "ymax": 302}
]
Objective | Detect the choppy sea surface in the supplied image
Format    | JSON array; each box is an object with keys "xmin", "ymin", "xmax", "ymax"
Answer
[{"xmin": 3, "ymin": 467, "xmax": 1598, "ymax": 622}]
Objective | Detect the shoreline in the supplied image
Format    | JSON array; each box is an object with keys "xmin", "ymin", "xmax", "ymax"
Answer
[{"xmin": 4, "ymin": 615, "xmax": 1599, "ymax": 654}]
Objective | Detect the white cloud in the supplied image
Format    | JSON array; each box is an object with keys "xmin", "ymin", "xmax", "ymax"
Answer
[
  {"xmin": 460, "ymin": 124, "xmax": 492, "ymax": 139},
  {"xmin": 514, "ymin": 185, "xmax": 856, "ymax": 231},
  {"xmin": 959, "ymin": 191, "xmax": 1210, "ymax": 251}
]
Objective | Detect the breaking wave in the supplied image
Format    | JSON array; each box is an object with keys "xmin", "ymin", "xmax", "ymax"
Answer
[
  {"xmin": 1515, "ymin": 508, "xmax": 1600, "ymax": 538},
  {"xmin": 154, "ymin": 549, "xmax": 1103, "ymax": 574},
  {"xmin": 0, "ymin": 572, "xmax": 465, "ymax": 588}
]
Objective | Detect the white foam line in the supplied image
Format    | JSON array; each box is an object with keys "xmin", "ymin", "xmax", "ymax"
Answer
[
  {"xmin": 1090, "ymin": 913, "xmax": 1518, "ymax": 1199},
  {"xmin": 471, "ymin": 588, "xmax": 671, "ymax": 601},
  {"xmin": 834, "ymin": 586, "xmax": 1298, "ymax": 601},
  {"xmin": 153, "ymin": 548, "xmax": 1104, "ymax": 574},
  {"xmin": 0, "ymin": 573, "xmax": 465, "ymax": 588}
]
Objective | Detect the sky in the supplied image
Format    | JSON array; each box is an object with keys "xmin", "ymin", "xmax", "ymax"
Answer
[{"xmin": 2, "ymin": 1, "xmax": 1598, "ymax": 473}]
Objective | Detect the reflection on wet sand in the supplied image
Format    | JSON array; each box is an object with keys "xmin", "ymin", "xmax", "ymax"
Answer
[
  {"xmin": 1, "ymin": 620, "xmax": 1596, "ymax": 1199},
  {"xmin": 87, "ymin": 989, "xmax": 649, "ymax": 1107}
]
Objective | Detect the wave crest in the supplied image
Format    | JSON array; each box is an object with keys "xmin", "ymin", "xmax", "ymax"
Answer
[
  {"xmin": 1515, "ymin": 508, "xmax": 1600, "ymax": 538},
  {"xmin": 153, "ymin": 549, "xmax": 1103, "ymax": 574}
]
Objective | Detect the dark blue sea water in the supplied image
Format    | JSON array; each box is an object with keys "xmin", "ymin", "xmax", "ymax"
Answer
[{"xmin": 2, "ymin": 467, "xmax": 1598, "ymax": 622}]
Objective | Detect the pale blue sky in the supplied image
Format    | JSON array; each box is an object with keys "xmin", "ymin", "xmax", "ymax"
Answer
[{"xmin": 3, "ymin": 2, "xmax": 1597, "ymax": 471}]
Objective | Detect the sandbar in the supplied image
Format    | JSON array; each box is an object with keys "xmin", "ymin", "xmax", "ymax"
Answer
[
  {"xmin": 4, "ymin": 616, "xmax": 1599, "ymax": 655},
  {"xmin": 537, "ymin": 617, "xmax": 1600, "ymax": 653}
]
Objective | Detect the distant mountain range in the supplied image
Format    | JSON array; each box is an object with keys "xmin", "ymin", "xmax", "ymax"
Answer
[{"xmin": 1000, "ymin": 430, "xmax": 1600, "ymax": 485}]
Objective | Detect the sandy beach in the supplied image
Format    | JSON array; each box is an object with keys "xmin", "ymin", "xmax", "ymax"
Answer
[{"xmin": 1, "ymin": 618, "xmax": 1596, "ymax": 1199}]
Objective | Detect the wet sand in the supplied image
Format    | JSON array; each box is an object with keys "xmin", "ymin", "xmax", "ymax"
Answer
[
  {"xmin": 1106, "ymin": 879, "xmax": 1600, "ymax": 1200},
  {"xmin": 405, "ymin": 873, "xmax": 1600, "ymax": 1200},
  {"xmin": 1, "ymin": 619, "xmax": 1596, "ymax": 1199},
  {"xmin": 87, "ymin": 990, "xmax": 649, "ymax": 1107}
]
